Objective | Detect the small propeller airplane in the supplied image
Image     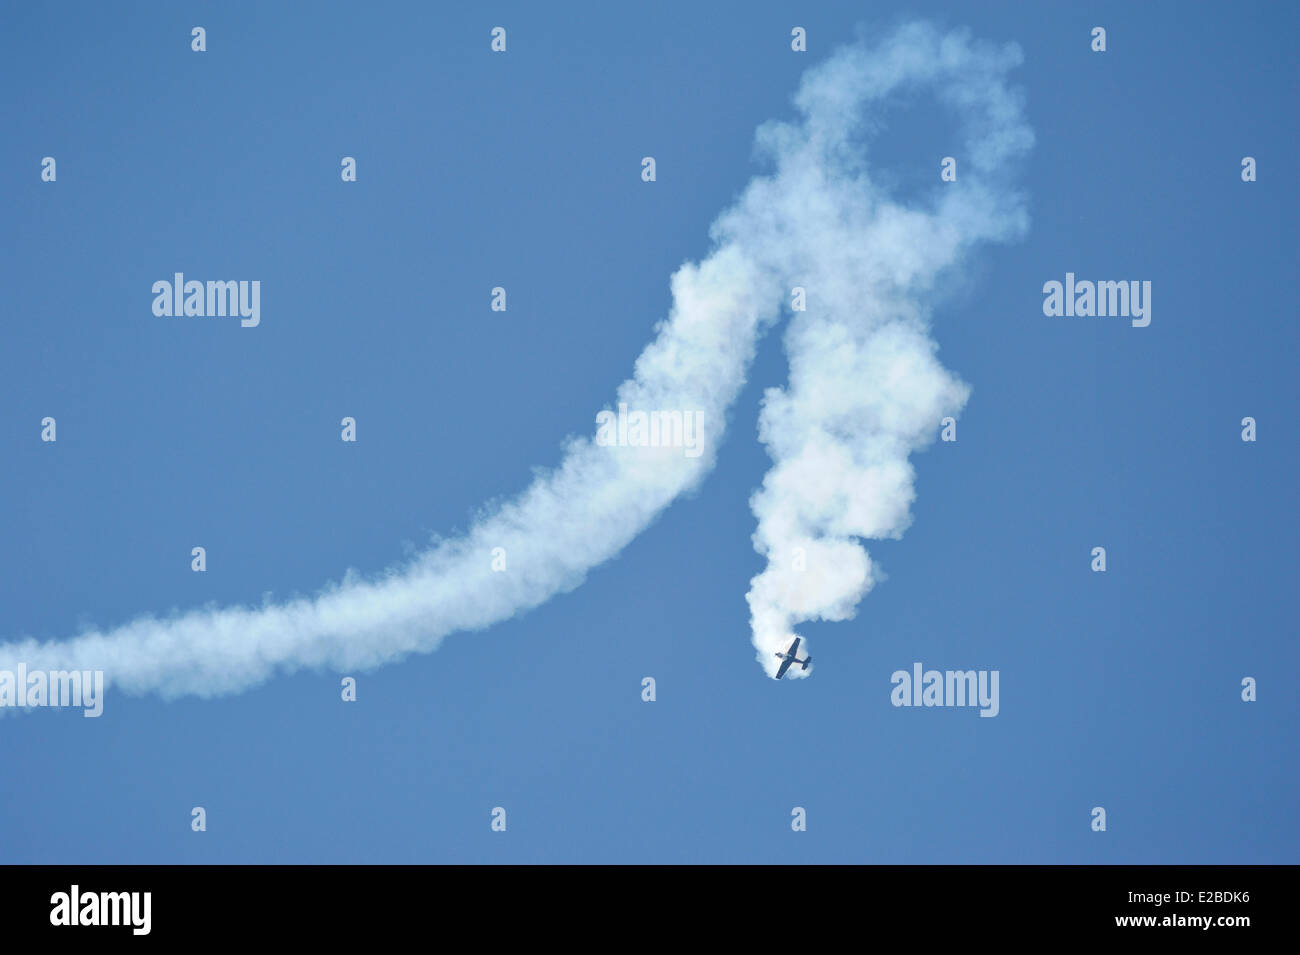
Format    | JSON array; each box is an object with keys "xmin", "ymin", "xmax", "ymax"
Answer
[{"xmin": 773, "ymin": 636, "xmax": 811, "ymax": 679}]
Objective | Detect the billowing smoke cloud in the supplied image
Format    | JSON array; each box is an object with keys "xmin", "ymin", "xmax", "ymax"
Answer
[
  {"xmin": 738, "ymin": 24, "xmax": 1033, "ymax": 675},
  {"xmin": 0, "ymin": 23, "xmax": 1030, "ymax": 699}
]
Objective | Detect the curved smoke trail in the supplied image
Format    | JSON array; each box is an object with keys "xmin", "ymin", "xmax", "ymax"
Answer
[
  {"xmin": 738, "ymin": 24, "xmax": 1033, "ymax": 675},
  {"xmin": 0, "ymin": 22, "xmax": 1031, "ymax": 698}
]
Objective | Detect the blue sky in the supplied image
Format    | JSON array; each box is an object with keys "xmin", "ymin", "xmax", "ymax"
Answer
[{"xmin": 1, "ymin": 1, "xmax": 1296, "ymax": 863}]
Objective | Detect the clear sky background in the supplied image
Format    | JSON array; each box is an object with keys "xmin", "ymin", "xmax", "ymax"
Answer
[{"xmin": 1, "ymin": 1, "xmax": 1296, "ymax": 863}]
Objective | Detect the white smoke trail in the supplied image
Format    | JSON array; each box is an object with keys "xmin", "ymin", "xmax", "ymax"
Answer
[
  {"xmin": 0, "ymin": 23, "xmax": 1030, "ymax": 698},
  {"xmin": 739, "ymin": 24, "xmax": 1033, "ymax": 676}
]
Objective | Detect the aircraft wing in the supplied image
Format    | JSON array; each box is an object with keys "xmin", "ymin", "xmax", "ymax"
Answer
[
  {"xmin": 774, "ymin": 657, "xmax": 793, "ymax": 680},
  {"xmin": 785, "ymin": 637, "xmax": 801, "ymax": 655}
]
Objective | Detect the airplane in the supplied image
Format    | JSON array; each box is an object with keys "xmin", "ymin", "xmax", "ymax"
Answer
[{"xmin": 774, "ymin": 636, "xmax": 811, "ymax": 679}]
